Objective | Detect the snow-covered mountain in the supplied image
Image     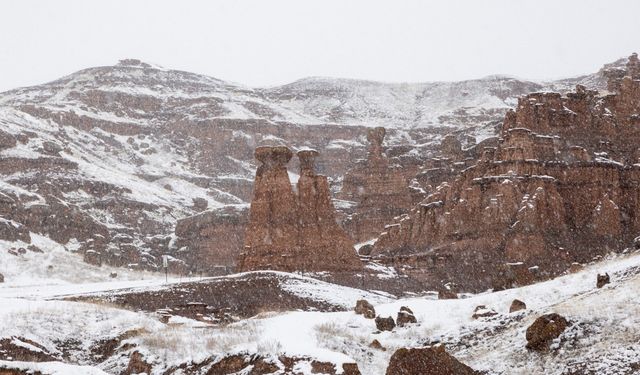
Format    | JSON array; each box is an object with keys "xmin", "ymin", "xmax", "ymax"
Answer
[{"xmin": 0, "ymin": 58, "xmax": 614, "ymax": 271}]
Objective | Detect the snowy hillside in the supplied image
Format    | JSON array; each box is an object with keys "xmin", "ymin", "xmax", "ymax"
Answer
[
  {"xmin": 0, "ymin": 57, "xmax": 616, "ymax": 274},
  {"xmin": 1, "ymin": 240, "xmax": 638, "ymax": 374}
]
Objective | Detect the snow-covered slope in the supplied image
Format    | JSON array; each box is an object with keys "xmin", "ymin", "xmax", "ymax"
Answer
[{"xmin": 1, "ymin": 246, "xmax": 638, "ymax": 374}]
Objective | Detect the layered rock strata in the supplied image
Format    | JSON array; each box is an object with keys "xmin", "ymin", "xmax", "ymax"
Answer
[
  {"xmin": 372, "ymin": 54, "xmax": 640, "ymax": 292},
  {"xmin": 174, "ymin": 205, "xmax": 248, "ymax": 274},
  {"xmin": 237, "ymin": 146, "xmax": 362, "ymax": 272},
  {"xmin": 340, "ymin": 127, "xmax": 425, "ymax": 243}
]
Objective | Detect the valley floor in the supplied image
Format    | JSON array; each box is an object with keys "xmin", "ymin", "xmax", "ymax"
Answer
[{"xmin": 1, "ymin": 237, "xmax": 639, "ymax": 374}]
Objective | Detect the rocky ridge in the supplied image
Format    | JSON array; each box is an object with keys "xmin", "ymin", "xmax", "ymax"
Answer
[{"xmin": 371, "ymin": 54, "xmax": 640, "ymax": 292}]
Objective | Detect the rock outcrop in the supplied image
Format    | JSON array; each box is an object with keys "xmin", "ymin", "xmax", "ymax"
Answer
[
  {"xmin": 396, "ymin": 307, "xmax": 417, "ymax": 326},
  {"xmin": 385, "ymin": 345, "xmax": 479, "ymax": 375},
  {"xmin": 509, "ymin": 299, "xmax": 527, "ymax": 313},
  {"xmin": 371, "ymin": 54, "xmax": 640, "ymax": 292},
  {"xmin": 123, "ymin": 351, "xmax": 153, "ymax": 375},
  {"xmin": 0, "ymin": 218, "xmax": 30, "ymax": 243},
  {"xmin": 174, "ymin": 205, "xmax": 248, "ymax": 274},
  {"xmin": 340, "ymin": 127, "xmax": 425, "ymax": 242},
  {"xmin": 237, "ymin": 146, "xmax": 362, "ymax": 273}
]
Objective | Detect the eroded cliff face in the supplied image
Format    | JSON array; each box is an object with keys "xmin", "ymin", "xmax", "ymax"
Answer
[
  {"xmin": 339, "ymin": 127, "xmax": 425, "ymax": 243},
  {"xmin": 173, "ymin": 204, "xmax": 248, "ymax": 274},
  {"xmin": 372, "ymin": 54, "xmax": 640, "ymax": 292},
  {"xmin": 237, "ymin": 146, "xmax": 362, "ymax": 273}
]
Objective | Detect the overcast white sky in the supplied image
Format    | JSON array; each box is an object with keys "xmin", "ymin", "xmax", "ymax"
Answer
[{"xmin": 0, "ymin": 0, "xmax": 639, "ymax": 92}]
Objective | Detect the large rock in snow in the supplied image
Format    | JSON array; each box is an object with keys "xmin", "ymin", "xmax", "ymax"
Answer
[
  {"xmin": 526, "ymin": 313, "xmax": 569, "ymax": 351},
  {"xmin": 385, "ymin": 345, "xmax": 479, "ymax": 375},
  {"xmin": 354, "ymin": 299, "xmax": 376, "ymax": 319}
]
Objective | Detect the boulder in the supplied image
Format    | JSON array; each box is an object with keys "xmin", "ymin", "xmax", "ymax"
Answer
[
  {"xmin": 26, "ymin": 245, "xmax": 43, "ymax": 253},
  {"xmin": 399, "ymin": 306, "xmax": 414, "ymax": 314},
  {"xmin": 397, "ymin": 310, "xmax": 417, "ymax": 327},
  {"xmin": 354, "ymin": 299, "xmax": 376, "ymax": 319},
  {"xmin": 124, "ymin": 351, "xmax": 152, "ymax": 375},
  {"xmin": 525, "ymin": 313, "xmax": 569, "ymax": 351},
  {"xmin": 385, "ymin": 345, "xmax": 479, "ymax": 375},
  {"xmin": 369, "ymin": 339, "xmax": 386, "ymax": 351},
  {"xmin": 0, "ymin": 273, "xmax": 4, "ymax": 283},
  {"xmin": 375, "ymin": 316, "xmax": 396, "ymax": 332},
  {"xmin": 509, "ymin": 299, "xmax": 527, "ymax": 313},
  {"xmin": 596, "ymin": 273, "xmax": 610, "ymax": 288},
  {"xmin": 472, "ymin": 305, "xmax": 498, "ymax": 319},
  {"xmin": 438, "ymin": 290, "xmax": 458, "ymax": 300}
]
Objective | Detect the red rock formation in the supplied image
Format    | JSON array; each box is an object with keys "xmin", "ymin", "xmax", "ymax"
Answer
[
  {"xmin": 372, "ymin": 54, "xmax": 640, "ymax": 292},
  {"xmin": 340, "ymin": 127, "xmax": 424, "ymax": 243},
  {"xmin": 237, "ymin": 146, "xmax": 362, "ymax": 273}
]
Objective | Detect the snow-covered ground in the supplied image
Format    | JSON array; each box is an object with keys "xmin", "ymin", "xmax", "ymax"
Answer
[{"xmin": 1, "ymin": 238, "xmax": 639, "ymax": 374}]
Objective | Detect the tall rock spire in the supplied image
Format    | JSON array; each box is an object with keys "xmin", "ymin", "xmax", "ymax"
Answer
[{"xmin": 237, "ymin": 146, "xmax": 362, "ymax": 273}]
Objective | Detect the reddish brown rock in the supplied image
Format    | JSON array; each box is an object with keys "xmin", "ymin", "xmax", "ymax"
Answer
[
  {"xmin": 385, "ymin": 345, "xmax": 479, "ymax": 375},
  {"xmin": 375, "ymin": 316, "xmax": 396, "ymax": 331},
  {"xmin": 340, "ymin": 127, "xmax": 424, "ymax": 242},
  {"xmin": 354, "ymin": 299, "xmax": 376, "ymax": 319},
  {"xmin": 371, "ymin": 54, "xmax": 640, "ymax": 292},
  {"xmin": 174, "ymin": 205, "xmax": 248, "ymax": 274},
  {"xmin": 124, "ymin": 351, "xmax": 153, "ymax": 375},
  {"xmin": 526, "ymin": 313, "xmax": 569, "ymax": 351},
  {"xmin": 397, "ymin": 309, "xmax": 417, "ymax": 327},
  {"xmin": 509, "ymin": 299, "xmax": 527, "ymax": 313},
  {"xmin": 438, "ymin": 289, "xmax": 458, "ymax": 300},
  {"xmin": 369, "ymin": 339, "xmax": 386, "ymax": 351},
  {"xmin": 399, "ymin": 306, "xmax": 414, "ymax": 314},
  {"xmin": 0, "ymin": 337, "xmax": 56, "ymax": 362},
  {"xmin": 596, "ymin": 273, "xmax": 610, "ymax": 288},
  {"xmin": 568, "ymin": 263, "xmax": 584, "ymax": 273},
  {"xmin": 237, "ymin": 146, "xmax": 362, "ymax": 273}
]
